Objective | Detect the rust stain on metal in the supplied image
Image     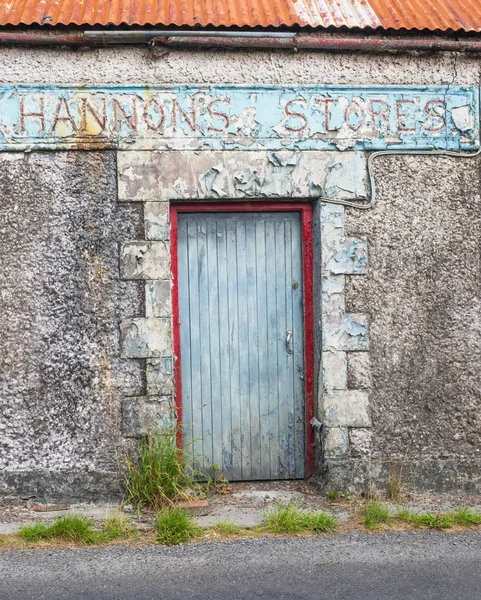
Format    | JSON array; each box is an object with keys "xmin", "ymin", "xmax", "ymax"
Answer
[{"xmin": 0, "ymin": 0, "xmax": 479, "ymax": 32}]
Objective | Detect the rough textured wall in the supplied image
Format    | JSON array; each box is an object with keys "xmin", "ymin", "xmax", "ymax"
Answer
[
  {"xmin": 0, "ymin": 45, "xmax": 478, "ymax": 87},
  {"xmin": 343, "ymin": 154, "xmax": 481, "ymax": 491},
  {"xmin": 0, "ymin": 152, "xmax": 144, "ymax": 501}
]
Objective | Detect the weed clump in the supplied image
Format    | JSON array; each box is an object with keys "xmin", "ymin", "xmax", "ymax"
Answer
[
  {"xmin": 395, "ymin": 506, "xmax": 481, "ymax": 530},
  {"xmin": 452, "ymin": 507, "xmax": 481, "ymax": 527},
  {"xmin": 18, "ymin": 515, "xmax": 97, "ymax": 544},
  {"xmin": 155, "ymin": 507, "xmax": 199, "ymax": 545},
  {"xmin": 17, "ymin": 513, "xmax": 136, "ymax": 545},
  {"xmin": 327, "ymin": 490, "xmax": 339, "ymax": 502},
  {"xmin": 213, "ymin": 522, "xmax": 242, "ymax": 536},
  {"xmin": 387, "ymin": 475, "xmax": 404, "ymax": 503},
  {"xmin": 101, "ymin": 513, "xmax": 136, "ymax": 542},
  {"xmin": 124, "ymin": 425, "xmax": 200, "ymax": 509},
  {"xmin": 263, "ymin": 502, "xmax": 336, "ymax": 534},
  {"xmin": 362, "ymin": 502, "xmax": 391, "ymax": 530}
]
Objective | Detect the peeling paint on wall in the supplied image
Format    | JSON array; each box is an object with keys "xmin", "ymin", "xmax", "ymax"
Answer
[{"xmin": 0, "ymin": 84, "xmax": 477, "ymax": 151}]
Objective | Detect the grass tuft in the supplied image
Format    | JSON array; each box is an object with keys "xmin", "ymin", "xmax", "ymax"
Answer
[
  {"xmin": 452, "ymin": 507, "xmax": 481, "ymax": 527},
  {"xmin": 213, "ymin": 521, "xmax": 243, "ymax": 536},
  {"xmin": 18, "ymin": 515, "xmax": 97, "ymax": 544},
  {"xmin": 309, "ymin": 511, "xmax": 337, "ymax": 533},
  {"xmin": 263, "ymin": 502, "xmax": 336, "ymax": 534},
  {"xmin": 362, "ymin": 502, "xmax": 391, "ymax": 530},
  {"xmin": 155, "ymin": 507, "xmax": 199, "ymax": 545},
  {"xmin": 395, "ymin": 507, "xmax": 418, "ymax": 525},
  {"xmin": 387, "ymin": 476, "xmax": 404, "ymax": 503},
  {"xmin": 101, "ymin": 513, "xmax": 136, "ymax": 542},
  {"xmin": 327, "ymin": 489, "xmax": 339, "ymax": 502},
  {"xmin": 124, "ymin": 425, "xmax": 202, "ymax": 510},
  {"xmin": 395, "ymin": 507, "xmax": 481, "ymax": 529}
]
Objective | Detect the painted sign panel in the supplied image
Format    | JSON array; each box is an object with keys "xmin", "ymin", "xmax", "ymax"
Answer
[{"xmin": 0, "ymin": 84, "xmax": 478, "ymax": 151}]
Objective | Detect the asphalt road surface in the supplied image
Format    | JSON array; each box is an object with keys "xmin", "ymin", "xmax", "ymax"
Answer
[{"xmin": 1, "ymin": 531, "xmax": 481, "ymax": 599}]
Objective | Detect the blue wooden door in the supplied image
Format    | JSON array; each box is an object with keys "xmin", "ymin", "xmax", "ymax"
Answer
[{"xmin": 177, "ymin": 211, "xmax": 305, "ymax": 480}]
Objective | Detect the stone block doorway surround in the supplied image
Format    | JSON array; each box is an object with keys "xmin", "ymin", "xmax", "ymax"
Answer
[{"xmin": 117, "ymin": 149, "xmax": 371, "ymax": 481}]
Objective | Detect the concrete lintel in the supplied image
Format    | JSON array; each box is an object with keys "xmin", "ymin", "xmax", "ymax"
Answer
[{"xmin": 117, "ymin": 150, "xmax": 367, "ymax": 202}]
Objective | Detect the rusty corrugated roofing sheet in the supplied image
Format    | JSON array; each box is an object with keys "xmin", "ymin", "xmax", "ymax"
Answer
[{"xmin": 0, "ymin": 0, "xmax": 479, "ymax": 32}]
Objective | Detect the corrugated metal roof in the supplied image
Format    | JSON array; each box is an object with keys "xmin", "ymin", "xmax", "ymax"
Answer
[{"xmin": 0, "ymin": 0, "xmax": 479, "ymax": 32}]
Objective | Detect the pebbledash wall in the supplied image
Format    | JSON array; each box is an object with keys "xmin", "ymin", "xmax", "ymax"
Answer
[{"xmin": 0, "ymin": 46, "xmax": 480, "ymax": 502}]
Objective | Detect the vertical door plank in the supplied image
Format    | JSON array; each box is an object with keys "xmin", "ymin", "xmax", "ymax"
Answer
[
  {"xmin": 274, "ymin": 219, "xmax": 289, "ymax": 479},
  {"xmin": 206, "ymin": 220, "xmax": 222, "ymax": 472},
  {"xmin": 255, "ymin": 219, "xmax": 270, "ymax": 479},
  {"xmin": 196, "ymin": 221, "xmax": 213, "ymax": 471},
  {"xmin": 216, "ymin": 220, "xmax": 233, "ymax": 480},
  {"xmin": 226, "ymin": 220, "xmax": 243, "ymax": 481},
  {"xmin": 265, "ymin": 219, "xmax": 279, "ymax": 479},
  {"xmin": 186, "ymin": 219, "xmax": 204, "ymax": 470},
  {"xmin": 246, "ymin": 218, "xmax": 261, "ymax": 479},
  {"xmin": 177, "ymin": 217, "xmax": 194, "ymax": 462},
  {"xmin": 235, "ymin": 220, "xmax": 252, "ymax": 480},
  {"xmin": 291, "ymin": 216, "xmax": 305, "ymax": 478}
]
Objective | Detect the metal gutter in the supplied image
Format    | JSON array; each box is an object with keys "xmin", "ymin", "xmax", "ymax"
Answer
[
  {"xmin": 2, "ymin": 30, "xmax": 481, "ymax": 52},
  {"xmin": 0, "ymin": 31, "xmax": 96, "ymax": 46}
]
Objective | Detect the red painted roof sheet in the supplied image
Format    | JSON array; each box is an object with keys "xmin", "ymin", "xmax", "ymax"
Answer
[{"xmin": 0, "ymin": 0, "xmax": 479, "ymax": 32}]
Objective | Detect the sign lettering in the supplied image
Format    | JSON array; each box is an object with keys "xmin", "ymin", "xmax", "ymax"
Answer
[{"xmin": 0, "ymin": 84, "xmax": 477, "ymax": 151}]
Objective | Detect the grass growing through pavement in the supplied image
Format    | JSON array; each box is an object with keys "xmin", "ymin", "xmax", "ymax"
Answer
[
  {"xmin": 396, "ymin": 507, "xmax": 481, "ymax": 530},
  {"xmin": 18, "ymin": 515, "xmax": 98, "ymax": 544},
  {"xmin": 17, "ymin": 513, "xmax": 136, "ymax": 545},
  {"xmin": 362, "ymin": 502, "xmax": 391, "ymax": 530},
  {"xmin": 212, "ymin": 522, "xmax": 244, "ymax": 536},
  {"xmin": 102, "ymin": 513, "xmax": 137, "ymax": 542},
  {"xmin": 263, "ymin": 502, "xmax": 336, "ymax": 534},
  {"xmin": 154, "ymin": 507, "xmax": 199, "ymax": 545}
]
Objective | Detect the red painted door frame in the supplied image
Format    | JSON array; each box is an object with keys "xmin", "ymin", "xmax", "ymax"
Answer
[{"xmin": 170, "ymin": 201, "xmax": 315, "ymax": 478}]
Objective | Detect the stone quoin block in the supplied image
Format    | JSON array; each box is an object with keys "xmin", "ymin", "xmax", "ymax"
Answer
[
  {"xmin": 322, "ymin": 313, "xmax": 369, "ymax": 352},
  {"xmin": 120, "ymin": 317, "xmax": 172, "ymax": 358},
  {"xmin": 321, "ymin": 273, "xmax": 345, "ymax": 316},
  {"xmin": 146, "ymin": 358, "xmax": 174, "ymax": 396},
  {"xmin": 322, "ymin": 350, "xmax": 347, "ymax": 391},
  {"xmin": 322, "ymin": 390, "xmax": 371, "ymax": 428},
  {"xmin": 144, "ymin": 202, "xmax": 170, "ymax": 241},
  {"xmin": 122, "ymin": 396, "xmax": 174, "ymax": 438},
  {"xmin": 323, "ymin": 427, "xmax": 349, "ymax": 458},
  {"xmin": 145, "ymin": 280, "xmax": 172, "ymax": 318},
  {"xmin": 120, "ymin": 241, "xmax": 170, "ymax": 280},
  {"xmin": 324, "ymin": 237, "xmax": 368, "ymax": 275},
  {"xmin": 349, "ymin": 428, "xmax": 373, "ymax": 458}
]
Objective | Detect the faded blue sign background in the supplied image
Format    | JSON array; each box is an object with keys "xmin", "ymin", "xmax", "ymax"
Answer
[{"xmin": 0, "ymin": 84, "xmax": 478, "ymax": 151}]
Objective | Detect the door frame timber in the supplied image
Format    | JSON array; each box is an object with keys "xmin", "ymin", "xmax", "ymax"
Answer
[{"xmin": 170, "ymin": 202, "xmax": 315, "ymax": 478}]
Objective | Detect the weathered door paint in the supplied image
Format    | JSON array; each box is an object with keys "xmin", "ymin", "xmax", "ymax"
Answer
[{"xmin": 177, "ymin": 211, "xmax": 306, "ymax": 480}]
